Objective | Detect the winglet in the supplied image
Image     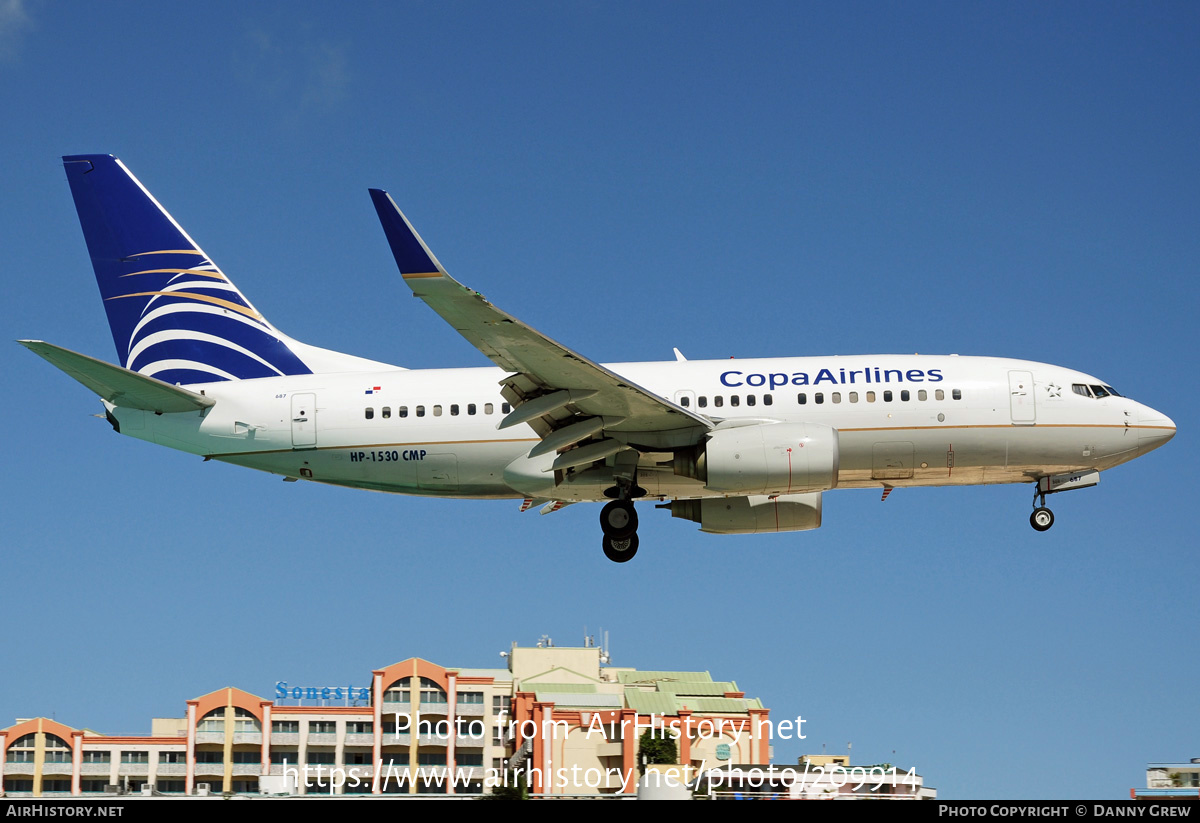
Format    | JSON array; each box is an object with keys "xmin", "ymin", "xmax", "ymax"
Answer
[{"xmin": 368, "ymin": 189, "xmax": 448, "ymax": 278}]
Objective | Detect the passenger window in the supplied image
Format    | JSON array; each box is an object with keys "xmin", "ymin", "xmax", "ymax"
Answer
[
  {"xmin": 468, "ymin": 404, "xmax": 476, "ymax": 415},
  {"xmin": 901, "ymin": 390, "xmax": 910, "ymax": 401},
  {"xmin": 450, "ymin": 404, "xmax": 459, "ymax": 416},
  {"xmin": 815, "ymin": 393, "xmax": 824, "ymax": 404},
  {"xmin": 935, "ymin": 389, "xmax": 945, "ymax": 401},
  {"xmin": 416, "ymin": 405, "xmax": 426, "ymax": 417},
  {"xmin": 434, "ymin": 405, "xmax": 443, "ymax": 416},
  {"xmin": 699, "ymin": 396, "xmax": 708, "ymax": 408},
  {"xmin": 952, "ymin": 389, "xmax": 962, "ymax": 400},
  {"xmin": 763, "ymin": 394, "xmax": 772, "ymax": 406},
  {"xmin": 730, "ymin": 395, "xmax": 740, "ymax": 407},
  {"xmin": 918, "ymin": 390, "xmax": 927, "ymax": 401},
  {"xmin": 680, "ymin": 396, "xmax": 690, "ymax": 407},
  {"xmin": 849, "ymin": 392, "xmax": 858, "ymax": 403},
  {"xmin": 502, "ymin": 403, "xmax": 511, "ymax": 414},
  {"xmin": 883, "ymin": 391, "xmax": 893, "ymax": 402},
  {"xmin": 832, "ymin": 392, "xmax": 841, "ymax": 404},
  {"xmin": 399, "ymin": 406, "xmax": 408, "ymax": 418},
  {"xmin": 797, "ymin": 393, "xmax": 807, "ymax": 405},
  {"xmin": 365, "ymin": 408, "xmax": 374, "ymax": 420},
  {"xmin": 746, "ymin": 395, "xmax": 756, "ymax": 407},
  {"xmin": 714, "ymin": 396, "xmax": 724, "ymax": 408},
  {"xmin": 485, "ymin": 403, "xmax": 494, "ymax": 414},
  {"xmin": 382, "ymin": 407, "xmax": 391, "ymax": 419},
  {"xmin": 866, "ymin": 391, "xmax": 876, "ymax": 402}
]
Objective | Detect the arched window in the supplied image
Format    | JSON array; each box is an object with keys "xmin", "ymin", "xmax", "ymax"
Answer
[{"xmin": 420, "ymin": 677, "xmax": 447, "ymax": 704}]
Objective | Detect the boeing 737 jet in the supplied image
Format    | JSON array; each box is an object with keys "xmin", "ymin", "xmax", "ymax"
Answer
[{"xmin": 20, "ymin": 155, "xmax": 1176, "ymax": 561}]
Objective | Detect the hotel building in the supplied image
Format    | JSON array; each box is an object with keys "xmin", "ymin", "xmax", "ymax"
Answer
[{"xmin": 1, "ymin": 642, "xmax": 771, "ymax": 797}]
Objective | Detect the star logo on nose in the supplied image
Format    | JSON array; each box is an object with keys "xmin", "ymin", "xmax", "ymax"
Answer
[{"xmin": 1046, "ymin": 383, "xmax": 1062, "ymax": 398}]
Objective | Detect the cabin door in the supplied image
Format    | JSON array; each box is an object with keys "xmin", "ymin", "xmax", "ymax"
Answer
[
  {"xmin": 1008, "ymin": 371, "xmax": 1037, "ymax": 425},
  {"xmin": 291, "ymin": 393, "xmax": 318, "ymax": 449}
]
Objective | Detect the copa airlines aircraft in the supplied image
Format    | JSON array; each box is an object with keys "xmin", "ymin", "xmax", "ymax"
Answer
[{"xmin": 21, "ymin": 155, "xmax": 1176, "ymax": 562}]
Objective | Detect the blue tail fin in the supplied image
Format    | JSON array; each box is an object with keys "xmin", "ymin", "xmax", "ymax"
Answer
[{"xmin": 63, "ymin": 155, "xmax": 318, "ymax": 384}]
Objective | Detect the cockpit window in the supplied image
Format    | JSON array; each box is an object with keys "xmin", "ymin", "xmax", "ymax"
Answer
[{"xmin": 1074, "ymin": 383, "xmax": 1123, "ymax": 399}]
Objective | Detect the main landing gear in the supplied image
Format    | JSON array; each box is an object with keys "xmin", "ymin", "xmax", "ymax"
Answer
[
  {"xmin": 1030, "ymin": 487, "xmax": 1054, "ymax": 532},
  {"xmin": 600, "ymin": 452, "xmax": 644, "ymax": 562},
  {"xmin": 600, "ymin": 499, "xmax": 639, "ymax": 562}
]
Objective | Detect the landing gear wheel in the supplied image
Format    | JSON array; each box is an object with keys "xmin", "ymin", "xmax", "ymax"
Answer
[
  {"xmin": 1030, "ymin": 507, "xmax": 1054, "ymax": 532},
  {"xmin": 600, "ymin": 500, "xmax": 638, "ymax": 539},
  {"xmin": 603, "ymin": 533, "xmax": 639, "ymax": 563}
]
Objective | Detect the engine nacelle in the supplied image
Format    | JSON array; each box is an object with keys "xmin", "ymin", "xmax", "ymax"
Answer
[
  {"xmin": 676, "ymin": 422, "xmax": 839, "ymax": 495},
  {"xmin": 668, "ymin": 493, "xmax": 823, "ymax": 534}
]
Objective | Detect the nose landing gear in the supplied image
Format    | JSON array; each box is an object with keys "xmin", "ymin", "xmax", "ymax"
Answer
[
  {"xmin": 1027, "ymin": 471, "xmax": 1101, "ymax": 532},
  {"xmin": 1030, "ymin": 505, "xmax": 1055, "ymax": 531},
  {"xmin": 1030, "ymin": 485, "xmax": 1054, "ymax": 532}
]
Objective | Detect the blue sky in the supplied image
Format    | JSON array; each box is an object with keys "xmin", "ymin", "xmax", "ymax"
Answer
[{"xmin": 2, "ymin": 1, "xmax": 1197, "ymax": 799}]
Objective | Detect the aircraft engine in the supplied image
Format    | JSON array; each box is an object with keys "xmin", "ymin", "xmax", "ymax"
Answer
[
  {"xmin": 674, "ymin": 422, "xmax": 839, "ymax": 495},
  {"xmin": 666, "ymin": 493, "xmax": 823, "ymax": 534}
]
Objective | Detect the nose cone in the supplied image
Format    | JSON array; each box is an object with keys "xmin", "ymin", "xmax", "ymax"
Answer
[{"xmin": 1137, "ymin": 407, "xmax": 1176, "ymax": 456}]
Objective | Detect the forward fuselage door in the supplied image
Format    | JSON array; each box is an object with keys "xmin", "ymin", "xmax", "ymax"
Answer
[
  {"xmin": 1008, "ymin": 371, "xmax": 1036, "ymax": 425},
  {"xmin": 291, "ymin": 392, "xmax": 317, "ymax": 449}
]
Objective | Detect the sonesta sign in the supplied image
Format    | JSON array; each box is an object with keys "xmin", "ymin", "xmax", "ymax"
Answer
[{"xmin": 275, "ymin": 681, "xmax": 371, "ymax": 701}]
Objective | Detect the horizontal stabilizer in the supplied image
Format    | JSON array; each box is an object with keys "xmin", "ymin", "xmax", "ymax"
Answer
[{"xmin": 18, "ymin": 340, "xmax": 215, "ymax": 413}]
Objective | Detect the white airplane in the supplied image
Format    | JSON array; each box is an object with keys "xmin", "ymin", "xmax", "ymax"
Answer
[{"xmin": 21, "ymin": 155, "xmax": 1176, "ymax": 562}]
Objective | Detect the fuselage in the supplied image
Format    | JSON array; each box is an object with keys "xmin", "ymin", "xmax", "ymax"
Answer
[{"xmin": 108, "ymin": 353, "xmax": 1175, "ymax": 503}]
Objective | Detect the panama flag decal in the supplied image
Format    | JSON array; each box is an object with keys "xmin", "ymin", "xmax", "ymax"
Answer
[{"xmin": 364, "ymin": 386, "xmax": 381, "ymax": 394}]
